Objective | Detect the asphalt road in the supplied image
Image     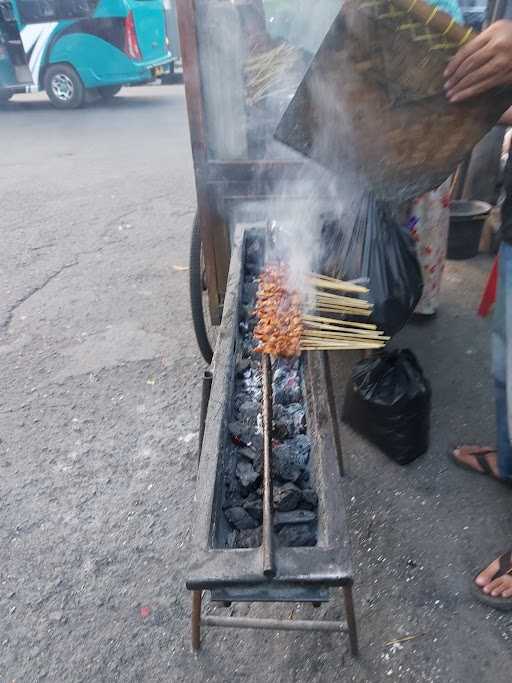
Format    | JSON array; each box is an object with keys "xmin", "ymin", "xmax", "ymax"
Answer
[{"xmin": 1, "ymin": 86, "xmax": 511, "ymax": 682}]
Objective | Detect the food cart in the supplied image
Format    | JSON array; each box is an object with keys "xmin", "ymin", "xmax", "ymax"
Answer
[{"xmin": 177, "ymin": 0, "xmax": 342, "ymax": 362}]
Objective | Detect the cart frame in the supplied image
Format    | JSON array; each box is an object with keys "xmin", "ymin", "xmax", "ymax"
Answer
[{"xmin": 176, "ymin": 0, "xmax": 311, "ymax": 361}]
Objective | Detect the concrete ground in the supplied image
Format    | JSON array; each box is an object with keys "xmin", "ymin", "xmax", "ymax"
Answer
[{"xmin": 1, "ymin": 86, "xmax": 510, "ymax": 682}]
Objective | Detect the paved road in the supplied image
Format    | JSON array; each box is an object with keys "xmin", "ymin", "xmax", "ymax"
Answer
[{"xmin": 1, "ymin": 86, "xmax": 511, "ymax": 682}]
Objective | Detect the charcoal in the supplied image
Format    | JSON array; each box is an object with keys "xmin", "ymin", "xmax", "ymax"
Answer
[
  {"xmin": 301, "ymin": 489, "xmax": 319, "ymax": 510},
  {"xmin": 237, "ymin": 400, "xmax": 260, "ymax": 422},
  {"xmin": 224, "ymin": 506, "xmax": 259, "ymax": 530},
  {"xmin": 248, "ymin": 316, "xmax": 258, "ymax": 333},
  {"xmin": 287, "ymin": 404, "xmax": 306, "ymax": 434},
  {"xmin": 273, "ymin": 379, "xmax": 302, "ymax": 406},
  {"xmin": 246, "ymin": 239, "xmax": 263, "ymax": 264},
  {"xmin": 277, "ymin": 524, "xmax": 316, "ymax": 547},
  {"xmin": 274, "ymin": 483, "xmax": 302, "ymax": 512},
  {"xmin": 236, "ymin": 526, "xmax": 262, "ymax": 548},
  {"xmin": 236, "ymin": 358, "xmax": 252, "ymax": 377},
  {"xmin": 243, "ymin": 496, "xmax": 263, "ymax": 522},
  {"xmin": 272, "ymin": 404, "xmax": 295, "ymax": 440},
  {"xmin": 242, "ymin": 281, "xmax": 258, "ymax": 305},
  {"xmin": 238, "ymin": 446, "xmax": 261, "ymax": 470},
  {"xmin": 274, "ymin": 510, "xmax": 316, "ymax": 529},
  {"xmin": 297, "ymin": 470, "xmax": 310, "ymax": 487},
  {"xmin": 272, "ymin": 444, "xmax": 303, "ymax": 483},
  {"xmin": 290, "ymin": 434, "xmax": 311, "ymax": 466},
  {"xmin": 222, "ymin": 490, "xmax": 244, "ymax": 509},
  {"xmin": 236, "ymin": 459, "xmax": 260, "ymax": 493}
]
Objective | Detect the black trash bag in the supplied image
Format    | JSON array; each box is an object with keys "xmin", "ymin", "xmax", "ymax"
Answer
[
  {"xmin": 342, "ymin": 349, "xmax": 431, "ymax": 465},
  {"xmin": 339, "ymin": 193, "xmax": 423, "ymax": 337}
]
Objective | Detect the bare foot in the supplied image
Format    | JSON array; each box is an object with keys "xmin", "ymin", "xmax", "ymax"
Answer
[
  {"xmin": 475, "ymin": 553, "xmax": 512, "ymax": 598},
  {"xmin": 452, "ymin": 446, "xmax": 499, "ymax": 478}
]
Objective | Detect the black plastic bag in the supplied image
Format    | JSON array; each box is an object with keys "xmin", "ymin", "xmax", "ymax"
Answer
[
  {"xmin": 339, "ymin": 193, "xmax": 423, "ymax": 337},
  {"xmin": 342, "ymin": 349, "xmax": 431, "ymax": 465}
]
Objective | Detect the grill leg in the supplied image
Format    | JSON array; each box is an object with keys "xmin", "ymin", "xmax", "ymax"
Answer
[
  {"xmin": 192, "ymin": 590, "xmax": 202, "ymax": 651},
  {"xmin": 323, "ymin": 351, "xmax": 344, "ymax": 476},
  {"xmin": 343, "ymin": 585, "xmax": 359, "ymax": 657}
]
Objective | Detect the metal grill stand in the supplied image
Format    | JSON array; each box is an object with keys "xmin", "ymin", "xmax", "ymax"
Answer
[{"xmin": 188, "ymin": 226, "xmax": 358, "ymax": 657}]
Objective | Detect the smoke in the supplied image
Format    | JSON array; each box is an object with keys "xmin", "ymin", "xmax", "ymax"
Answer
[{"xmin": 197, "ymin": 1, "xmax": 367, "ymax": 298}]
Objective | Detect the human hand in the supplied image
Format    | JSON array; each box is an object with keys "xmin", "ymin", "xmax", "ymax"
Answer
[{"xmin": 444, "ymin": 20, "xmax": 512, "ymax": 102}]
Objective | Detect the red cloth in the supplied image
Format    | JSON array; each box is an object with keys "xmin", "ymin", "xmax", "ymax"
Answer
[{"xmin": 478, "ymin": 256, "xmax": 499, "ymax": 318}]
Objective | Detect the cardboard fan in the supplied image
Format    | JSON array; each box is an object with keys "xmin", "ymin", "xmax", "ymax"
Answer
[{"xmin": 275, "ymin": 0, "xmax": 512, "ymax": 201}]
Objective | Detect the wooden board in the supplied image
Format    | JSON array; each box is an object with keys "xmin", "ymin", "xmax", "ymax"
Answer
[{"xmin": 275, "ymin": 1, "xmax": 512, "ymax": 201}]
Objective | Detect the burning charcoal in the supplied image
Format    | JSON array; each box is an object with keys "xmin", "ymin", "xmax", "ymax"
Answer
[
  {"xmin": 228, "ymin": 421, "xmax": 253, "ymax": 447},
  {"xmin": 274, "ymin": 510, "xmax": 316, "ymax": 529},
  {"xmin": 272, "ymin": 444, "xmax": 303, "ymax": 483},
  {"xmin": 290, "ymin": 434, "xmax": 311, "ymax": 466},
  {"xmin": 277, "ymin": 524, "xmax": 316, "ymax": 547},
  {"xmin": 274, "ymin": 483, "xmax": 302, "ymax": 512},
  {"xmin": 224, "ymin": 506, "xmax": 259, "ymax": 530},
  {"xmin": 243, "ymin": 496, "xmax": 263, "ymax": 523},
  {"xmin": 236, "ymin": 459, "xmax": 260, "ymax": 493},
  {"xmin": 301, "ymin": 489, "xmax": 319, "ymax": 510},
  {"xmin": 236, "ymin": 526, "xmax": 262, "ymax": 548}
]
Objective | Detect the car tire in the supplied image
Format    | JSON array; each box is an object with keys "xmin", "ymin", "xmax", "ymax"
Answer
[
  {"xmin": 98, "ymin": 85, "xmax": 122, "ymax": 100},
  {"xmin": 44, "ymin": 64, "xmax": 85, "ymax": 110}
]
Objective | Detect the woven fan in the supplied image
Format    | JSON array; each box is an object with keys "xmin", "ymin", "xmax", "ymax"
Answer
[{"xmin": 275, "ymin": 0, "xmax": 512, "ymax": 201}]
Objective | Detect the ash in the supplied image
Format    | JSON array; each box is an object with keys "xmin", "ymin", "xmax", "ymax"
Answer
[{"xmin": 222, "ymin": 233, "xmax": 318, "ymax": 549}]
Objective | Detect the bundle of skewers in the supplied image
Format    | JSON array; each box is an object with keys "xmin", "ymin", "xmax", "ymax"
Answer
[
  {"xmin": 254, "ymin": 265, "xmax": 388, "ymax": 357},
  {"xmin": 245, "ymin": 42, "xmax": 304, "ymax": 106}
]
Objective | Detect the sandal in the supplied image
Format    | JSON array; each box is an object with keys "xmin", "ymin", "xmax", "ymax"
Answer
[
  {"xmin": 450, "ymin": 447, "xmax": 504, "ymax": 483},
  {"xmin": 472, "ymin": 551, "xmax": 512, "ymax": 611}
]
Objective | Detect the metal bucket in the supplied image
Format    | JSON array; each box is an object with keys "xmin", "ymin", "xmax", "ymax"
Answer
[{"xmin": 447, "ymin": 200, "xmax": 491, "ymax": 260}]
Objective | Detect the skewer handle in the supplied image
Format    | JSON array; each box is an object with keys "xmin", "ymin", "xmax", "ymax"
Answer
[{"xmin": 261, "ymin": 354, "xmax": 275, "ymax": 577}]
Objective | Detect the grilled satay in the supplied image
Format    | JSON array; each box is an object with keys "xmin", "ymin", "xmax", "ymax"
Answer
[{"xmin": 253, "ymin": 265, "xmax": 303, "ymax": 358}]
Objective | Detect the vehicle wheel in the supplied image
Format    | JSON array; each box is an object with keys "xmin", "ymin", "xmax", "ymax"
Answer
[
  {"xmin": 0, "ymin": 91, "xmax": 13, "ymax": 105},
  {"xmin": 98, "ymin": 85, "xmax": 122, "ymax": 100},
  {"xmin": 160, "ymin": 62, "xmax": 176, "ymax": 85},
  {"xmin": 189, "ymin": 213, "xmax": 219, "ymax": 364},
  {"xmin": 44, "ymin": 64, "xmax": 85, "ymax": 110}
]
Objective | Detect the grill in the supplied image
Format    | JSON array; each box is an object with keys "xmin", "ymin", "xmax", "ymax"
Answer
[{"xmin": 187, "ymin": 224, "xmax": 358, "ymax": 655}]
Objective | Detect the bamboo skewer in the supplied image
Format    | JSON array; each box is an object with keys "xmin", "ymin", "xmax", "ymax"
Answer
[
  {"xmin": 309, "ymin": 273, "xmax": 369, "ymax": 294},
  {"xmin": 303, "ymin": 314, "xmax": 378, "ymax": 330},
  {"xmin": 315, "ymin": 293, "xmax": 371, "ymax": 309}
]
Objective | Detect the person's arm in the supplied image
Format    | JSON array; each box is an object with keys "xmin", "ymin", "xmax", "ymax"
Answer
[{"xmin": 444, "ymin": 20, "xmax": 512, "ymax": 102}]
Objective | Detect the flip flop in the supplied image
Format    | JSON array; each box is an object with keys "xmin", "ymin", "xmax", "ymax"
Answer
[
  {"xmin": 472, "ymin": 550, "xmax": 512, "ymax": 611},
  {"xmin": 450, "ymin": 447, "xmax": 504, "ymax": 483}
]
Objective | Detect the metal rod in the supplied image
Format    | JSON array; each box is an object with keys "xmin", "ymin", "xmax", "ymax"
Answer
[
  {"xmin": 322, "ymin": 351, "xmax": 344, "ymax": 477},
  {"xmin": 197, "ymin": 370, "xmax": 213, "ymax": 467},
  {"xmin": 261, "ymin": 353, "xmax": 274, "ymax": 577},
  {"xmin": 191, "ymin": 590, "xmax": 202, "ymax": 651},
  {"xmin": 202, "ymin": 615, "xmax": 347, "ymax": 633},
  {"xmin": 343, "ymin": 585, "xmax": 359, "ymax": 657}
]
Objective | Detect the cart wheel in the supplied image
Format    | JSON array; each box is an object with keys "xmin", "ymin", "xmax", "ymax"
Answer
[{"xmin": 190, "ymin": 214, "xmax": 218, "ymax": 364}]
